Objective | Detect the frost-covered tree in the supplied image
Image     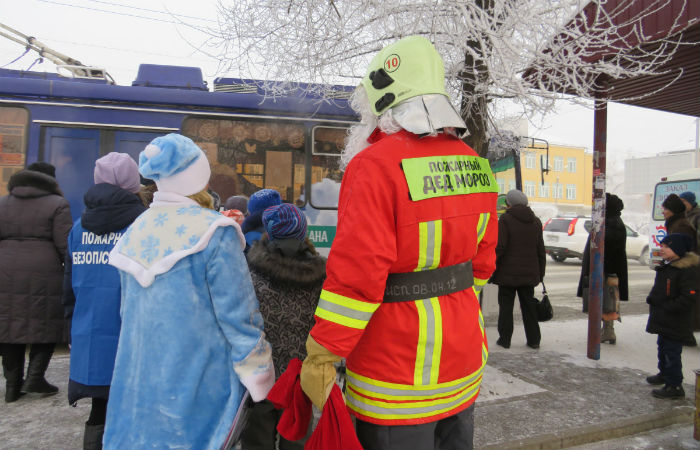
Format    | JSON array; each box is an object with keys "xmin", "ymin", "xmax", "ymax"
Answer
[{"xmin": 207, "ymin": 0, "xmax": 690, "ymax": 156}]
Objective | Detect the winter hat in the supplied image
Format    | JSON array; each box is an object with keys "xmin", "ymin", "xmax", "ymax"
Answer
[
  {"xmin": 248, "ymin": 189, "xmax": 282, "ymax": 215},
  {"xmin": 660, "ymin": 233, "xmax": 693, "ymax": 258},
  {"xmin": 224, "ymin": 195, "xmax": 248, "ymax": 215},
  {"xmin": 27, "ymin": 162, "xmax": 56, "ymax": 178},
  {"xmin": 605, "ymin": 193, "xmax": 624, "ymax": 216},
  {"xmin": 139, "ymin": 133, "xmax": 211, "ymax": 197},
  {"xmin": 662, "ymin": 193, "xmax": 685, "ymax": 215},
  {"xmin": 679, "ymin": 191, "xmax": 697, "ymax": 208},
  {"xmin": 263, "ymin": 203, "xmax": 307, "ymax": 241},
  {"xmin": 505, "ymin": 189, "xmax": 528, "ymax": 207},
  {"xmin": 94, "ymin": 152, "xmax": 141, "ymax": 193}
]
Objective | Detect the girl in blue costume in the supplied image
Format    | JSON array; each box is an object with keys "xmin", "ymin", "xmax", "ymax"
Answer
[{"xmin": 105, "ymin": 134, "xmax": 275, "ymax": 450}]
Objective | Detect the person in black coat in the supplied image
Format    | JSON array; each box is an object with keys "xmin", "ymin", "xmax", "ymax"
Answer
[
  {"xmin": 645, "ymin": 233, "xmax": 699, "ymax": 400},
  {"xmin": 661, "ymin": 194, "xmax": 697, "ymax": 250},
  {"xmin": 577, "ymin": 193, "xmax": 628, "ymax": 344},
  {"xmin": 0, "ymin": 162, "xmax": 72, "ymax": 402},
  {"xmin": 490, "ymin": 190, "xmax": 546, "ymax": 349}
]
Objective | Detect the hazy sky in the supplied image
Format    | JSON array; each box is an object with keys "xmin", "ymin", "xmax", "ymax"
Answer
[{"xmin": 1, "ymin": 0, "xmax": 698, "ymax": 164}]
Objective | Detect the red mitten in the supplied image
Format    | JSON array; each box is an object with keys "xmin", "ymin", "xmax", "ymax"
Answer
[
  {"xmin": 267, "ymin": 359, "xmax": 301, "ymax": 410},
  {"xmin": 267, "ymin": 358, "xmax": 312, "ymax": 442}
]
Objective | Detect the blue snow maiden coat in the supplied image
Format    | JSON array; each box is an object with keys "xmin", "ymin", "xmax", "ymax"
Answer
[
  {"xmin": 105, "ymin": 192, "xmax": 275, "ymax": 450},
  {"xmin": 62, "ymin": 183, "xmax": 146, "ymax": 404}
]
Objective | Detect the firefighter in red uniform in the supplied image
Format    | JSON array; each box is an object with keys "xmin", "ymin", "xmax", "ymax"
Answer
[{"xmin": 300, "ymin": 36, "xmax": 498, "ymax": 450}]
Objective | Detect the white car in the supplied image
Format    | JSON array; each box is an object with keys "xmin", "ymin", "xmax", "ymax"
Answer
[{"xmin": 542, "ymin": 216, "xmax": 649, "ymax": 265}]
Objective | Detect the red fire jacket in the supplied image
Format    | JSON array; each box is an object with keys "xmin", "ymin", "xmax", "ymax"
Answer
[{"xmin": 310, "ymin": 129, "xmax": 498, "ymax": 426}]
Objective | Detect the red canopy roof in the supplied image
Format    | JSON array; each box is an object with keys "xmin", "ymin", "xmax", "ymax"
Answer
[{"xmin": 526, "ymin": 0, "xmax": 699, "ymax": 117}]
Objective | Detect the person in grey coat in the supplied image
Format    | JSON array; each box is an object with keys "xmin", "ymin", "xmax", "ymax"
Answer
[{"xmin": 0, "ymin": 162, "xmax": 72, "ymax": 402}]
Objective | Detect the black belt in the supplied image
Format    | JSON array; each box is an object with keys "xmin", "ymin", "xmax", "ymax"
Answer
[{"xmin": 383, "ymin": 261, "xmax": 474, "ymax": 302}]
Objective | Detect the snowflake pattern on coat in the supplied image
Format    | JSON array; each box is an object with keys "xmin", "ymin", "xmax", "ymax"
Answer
[{"xmin": 116, "ymin": 205, "xmax": 231, "ymax": 269}]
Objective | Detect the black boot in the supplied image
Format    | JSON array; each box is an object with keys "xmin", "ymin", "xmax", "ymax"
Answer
[
  {"xmin": 646, "ymin": 373, "xmax": 664, "ymax": 385},
  {"xmin": 21, "ymin": 344, "xmax": 58, "ymax": 395},
  {"xmin": 2, "ymin": 343, "xmax": 26, "ymax": 403},
  {"xmin": 83, "ymin": 423, "xmax": 104, "ymax": 450},
  {"xmin": 652, "ymin": 384, "xmax": 685, "ymax": 399}
]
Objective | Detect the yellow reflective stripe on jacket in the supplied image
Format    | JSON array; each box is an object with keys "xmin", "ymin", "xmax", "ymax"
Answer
[
  {"xmin": 473, "ymin": 276, "xmax": 488, "ymax": 296},
  {"xmin": 415, "ymin": 220, "xmax": 442, "ymax": 272},
  {"xmin": 347, "ymin": 364, "xmax": 484, "ymax": 401},
  {"xmin": 476, "ymin": 212, "xmax": 490, "ymax": 245},
  {"xmin": 413, "ymin": 220, "xmax": 443, "ymax": 385},
  {"xmin": 413, "ymin": 297, "xmax": 444, "ymax": 385},
  {"xmin": 347, "ymin": 372, "xmax": 483, "ymax": 420},
  {"xmin": 478, "ymin": 311, "xmax": 489, "ymax": 365},
  {"xmin": 314, "ymin": 289, "xmax": 380, "ymax": 330}
]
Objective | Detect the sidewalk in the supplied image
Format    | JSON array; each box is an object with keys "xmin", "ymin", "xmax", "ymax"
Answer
[
  {"xmin": 475, "ymin": 314, "xmax": 699, "ymax": 449},
  {"xmin": 1, "ymin": 314, "xmax": 698, "ymax": 450}
]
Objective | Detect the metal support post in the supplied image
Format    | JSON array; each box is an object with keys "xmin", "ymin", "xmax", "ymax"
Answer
[{"xmin": 587, "ymin": 96, "xmax": 607, "ymax": 360}]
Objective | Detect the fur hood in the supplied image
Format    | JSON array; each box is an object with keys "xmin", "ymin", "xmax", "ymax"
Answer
[
  {"xmin": 247, "ymin": 236, "xmax": 326, "ymax": 287},
  {"xmin": 670, "ymin": 252, "xmax": 700, "ymax": 269},
  {"xmin": 8, "ymin": 169, "xmax": 62, "ymax": 197}
]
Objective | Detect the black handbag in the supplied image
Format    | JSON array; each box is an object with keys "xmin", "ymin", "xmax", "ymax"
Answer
[{"xmin": 535, "ymin": 283, "xmax": 553, "ymax": 322}]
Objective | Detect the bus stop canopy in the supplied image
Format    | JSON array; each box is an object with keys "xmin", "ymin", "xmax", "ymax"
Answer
[
  {"xmin": 524, "ymin": 0, "xmax": 699, "ymax": 359},
  {"xmin": 525, "ymin": 0, "xmax": 699, "ymax": 117}
]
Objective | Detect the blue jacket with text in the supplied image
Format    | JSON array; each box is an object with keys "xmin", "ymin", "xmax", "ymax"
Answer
[{"xmin": 62, "ymin": 183, "xmax": 145, "ymax": 403}]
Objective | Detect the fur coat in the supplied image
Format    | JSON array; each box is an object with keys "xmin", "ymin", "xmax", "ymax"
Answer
[{"xmin": 247, "ymin": 236, "xmax": 326, "ymax": 376}]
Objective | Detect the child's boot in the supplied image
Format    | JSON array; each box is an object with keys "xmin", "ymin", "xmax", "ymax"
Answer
[{"xmin": 601, "ymin": 320, "xmax": 616, "ymax": 344}]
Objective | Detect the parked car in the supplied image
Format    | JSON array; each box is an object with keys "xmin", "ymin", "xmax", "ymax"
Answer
[{"xmin": 542, "ymin": 216, "xmax": 649, "ymax": 265}]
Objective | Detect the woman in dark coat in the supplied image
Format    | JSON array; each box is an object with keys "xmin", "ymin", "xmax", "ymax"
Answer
[
  {"xmin": 577, "ymin": 193, "xmax": 628, "ymax": 344},
  {"xmin": 490, "ymin": 190, "xmax": 546, "ymax": 349},
  {"xmin": 661, "ymin": 193, "xmax": 697, "ymax": 250},
  {"xmin": 62, "ymin": 153, "xmax": 146, "ymax": 450},
  {"xmin": 0, "ymin": 162, "xmax": 73, "ymax": 402},
  {"xmin": 242, "ymin": 203, "xmax": 326, "ymax": 450},
  {"xmin": 645, "ymin": 233, "xmax": 699, "ymax": 399}
]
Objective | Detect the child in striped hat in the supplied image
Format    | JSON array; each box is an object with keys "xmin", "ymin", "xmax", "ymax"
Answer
[{"xmin": 242, "ymin": 203, "xmax": 326, "ymax": 449}]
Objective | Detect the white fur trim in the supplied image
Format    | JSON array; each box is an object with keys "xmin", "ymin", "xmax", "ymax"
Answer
[
  {"xmin": 235, "ymin": 337, "xmax": 275, "ymax": 402},
  {"xmin": 109, "ymin": 217, "xmax": 246, "ymax": 288},
  {"xmin": 149, "ymin": 191, "xmax": 199, "ymax": 208},
  {"xmin": 241, "ymin": 368, "xmax": 275, "ymax": 402},
  {"xmin": 155, "ymin": 152, "xmax": 211, "ymax": 197},
  {"xmin": 143, "ymin": 143, "xmax": 161, "ymax": 158}
]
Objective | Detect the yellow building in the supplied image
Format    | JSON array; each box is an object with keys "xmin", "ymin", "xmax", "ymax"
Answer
[{"xmin": 495, "ymin": 143, "xmax": 593, "ymax": 214}]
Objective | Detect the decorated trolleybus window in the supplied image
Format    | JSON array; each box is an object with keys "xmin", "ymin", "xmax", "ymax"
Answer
[
  {"xmin": 653, "ymin": 179, "xmax": 700, "ymax": 221},
  {"xmin": 181, "ymin": 117, "xmax": 307, "ymax": 204},
  {"xmin": 0, "ymin": 107, "xmax": 28, "ymax": 196},
  {"xmin": 309, "ymin": 126, "xmax": 346, "ymax": 209}
]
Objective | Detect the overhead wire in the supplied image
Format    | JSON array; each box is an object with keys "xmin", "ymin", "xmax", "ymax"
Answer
[
  {"xmin": 36, "ymin": 0, "xmax": 194, "ymax": 25},
  {"xmin": 83, "ymin": 0, "xmax": 217, "ymax": 23},
  {"xmin": 2, "ymin": 47, "xmax": 30, "ymax": 67}
]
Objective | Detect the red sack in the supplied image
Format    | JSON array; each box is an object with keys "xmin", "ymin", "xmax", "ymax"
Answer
[
  {"xmin": 304, "ymin": 385, "xmax": 363, "ymax": 450},
  {"xmin": 268, "ymin": 358, "xmax": 363, "ymax": 450}
]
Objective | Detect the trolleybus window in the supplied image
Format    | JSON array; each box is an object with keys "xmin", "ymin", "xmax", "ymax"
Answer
[
  {"xmin": 652, "ymin": 179, "xmax": 700, "ymax": 221},
  {"xmin": 310, "ymin": 126, "xmax": 346, "ymax": 209},
  {"xmin": 182, "ymin": 117, "xmax": 307, "ymax": 203},
  {"xmin": 0, "ymin": 107, "xmax": 28, "ymax": 196}
]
